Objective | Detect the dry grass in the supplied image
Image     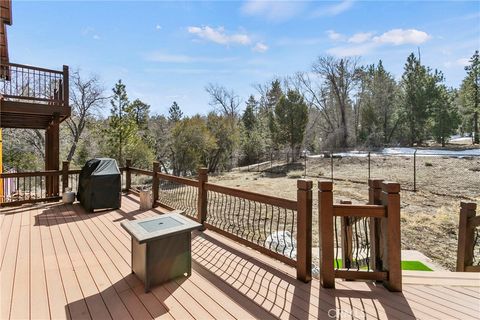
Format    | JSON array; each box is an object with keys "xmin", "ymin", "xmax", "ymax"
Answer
[{"xmin": 210, "ymin": 159, "xmax": 480, "ymax": 271}]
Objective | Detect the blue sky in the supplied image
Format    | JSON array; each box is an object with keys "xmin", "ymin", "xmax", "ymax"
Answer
[{"xmin": 8, "ymin": 0, "xmax": 480, "ymax": 116}]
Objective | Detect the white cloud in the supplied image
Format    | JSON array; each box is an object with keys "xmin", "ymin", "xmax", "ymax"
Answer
[
  {"xmin": 187, "ymin": 26, "xmax": 251, "ymax": 45},
  {"xmin": 373, "ymin": 29, "xmax": 431, "ymax": 45},
  {"xmin": 312, "ymin": 0, "xmax": 354, "ymax": 17},
  {"xmin": 326, "ymin": 30, "xmax": 344, "ymax": 41},
  {"xmin": 241, "ymin": 0, "xmax": 305, "ymax": 22},
  {"xmin": 252, "ymin": 42, "xmax": 268, "ymax": 53},
  {"xmin": 92, "ymin": 34, "xmax": 101, "ymax": 40},
  {"xmin": 327, "ymin": 28, "xmax": 431, "ymax": 57},
  {"xmin": 348, "ymin": 32, "xmax": 373, "ymax": 44},
  {"xmin": 146, "ymin": 52, "xmax": 237, "ymax": 63},
  {"xmin": 155, "ymin": 25, "xmax": 162, "ymax": 30}
]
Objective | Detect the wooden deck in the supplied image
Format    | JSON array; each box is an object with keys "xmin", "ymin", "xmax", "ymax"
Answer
[{"xmin": 1, "ymin": 195, "xmax": 479, "ymax": 320}]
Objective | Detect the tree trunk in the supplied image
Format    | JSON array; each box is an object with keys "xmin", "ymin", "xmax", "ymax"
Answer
[{"xmin": 474, "ymin": 112, "xmax": 479, "ymax": 144}]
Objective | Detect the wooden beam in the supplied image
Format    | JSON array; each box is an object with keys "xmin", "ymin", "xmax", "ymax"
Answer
[
  {"xmin": 333, "ymin": 204, "xmax": 386, "ymax": 218},
  {"xmin": 1, "ymin": 100, "xmax": 70, "ymax": 118}
]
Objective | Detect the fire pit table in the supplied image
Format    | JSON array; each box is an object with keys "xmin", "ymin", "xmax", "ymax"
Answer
[{"xmin": 121, "ymin": 210, "xmax": 202, "ymax": 292}]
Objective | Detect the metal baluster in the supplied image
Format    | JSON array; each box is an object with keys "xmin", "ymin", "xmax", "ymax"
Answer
[{"xmin": 334, "ymin": 216, "xmax": 340, "ymax": 269}]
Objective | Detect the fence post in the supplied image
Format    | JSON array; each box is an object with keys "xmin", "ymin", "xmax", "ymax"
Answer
[
  {"xmin": 296, "ymin": 179, "xmax": 312, "ymax": 282},
  {"xmin": 125, "ymin": 159, "xmax": 131, "ymax": 192},
  {"xmin": 319, "ymin": 180, "xmax": 335, "ymax": 288},
  {"xmin": 368, "ymin": 152, "xmax": 371, "ymax": 180},
  {"xmin": 197, "ymin": 168, "xmax": 208, "ymax": 229},
  {"xmin": 457, "ymin": 202, "xmax": 477, "ymax": 271},
  {"xmin": 381, "ymin": 181, "xmax": 402, "ymax": 292},
  {"xmin": 413, "ymin": 149, "xmax": 417, "ymax": 192},
  {"xmin": 152, "ymin": 161, "xmax": 160, "ymax": 207},
  {"xmin": 304, "ymin": 154, "xmax": 307, "ymax": 178},
  {"xmin": 369, "ymin": 179, "xmax": 384, "ymax": 271},
  {"xmin": 62, "ymin": 161, "xmax": 69, "ymax": 192}
]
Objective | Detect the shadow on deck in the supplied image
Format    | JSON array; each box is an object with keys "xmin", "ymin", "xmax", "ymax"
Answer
[{"xmin": 1, "ymin": 195, "xmax": 479, "ymax": 320}]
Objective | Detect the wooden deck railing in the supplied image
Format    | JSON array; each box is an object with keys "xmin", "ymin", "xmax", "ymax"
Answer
[
  {"xmin": 0, "ymin": 62, "xmax": 69, "ymax": 107},
  {"xmin": 457, "ymin": 202, "xmax": 480, "ymax": 272},
  {"xmin": 1, "ymin": 160, "xmax": 404, "ymax": 290},
  {"xmin": 0, "ymin": 161, "xmax": 125, "ymax": 206},
  {"xmin": 319, "ymin": 179, "xmax": 402, "ymax": 292},
  {"xmin": 123, "ymin": 161, "xmax": 313, "ymax": 282}
]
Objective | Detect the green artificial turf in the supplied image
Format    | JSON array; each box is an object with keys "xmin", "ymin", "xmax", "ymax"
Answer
[
  {"xmin": 334, "ymin": 259, "xmax": 433, "ymax": 271},
  {"xmin": 401, "ymin": 260, "xmax": 433, "ymax": 271}
]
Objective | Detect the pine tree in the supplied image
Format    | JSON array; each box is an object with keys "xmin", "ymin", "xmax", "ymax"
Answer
[
  {"xmin": 242, "ymin": 95, "xmax": 257, "ymax": 132},
  {"xmin": 106, "ymin": 80, "xmax": 137, "ymax": 165},
  {"xmin": 358, "ymin": 60, "xmax": 398, "ymax": 146},
  {"xmin": 265, "ymin": 80, "xmax": 283, "ymax": 148},
  {"xmin": 429, "ymin": 85, "xmax": 460, "ymax": 147},
  {"xmin": 460, "ymin": 50, "xmax": 480, "ymax": 144},
  {"xmin": 400, "ymin": 53, "xmax": 431, "ymax": 146},
  {"xmin": 274, "ymin": 89, "xmax": 309, "ymax": 161},
  {"xmin": 129, "ymin": 99, "xmax": 150, "ymax": 129},
  {"xmin": 168, "ymin": 101, "xmax": 183, "ymax": 123}
]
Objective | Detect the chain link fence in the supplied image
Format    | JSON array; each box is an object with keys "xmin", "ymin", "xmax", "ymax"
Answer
[{"xmin": 227, "ymin": 150, "xmax": 480, "ymax": 198}]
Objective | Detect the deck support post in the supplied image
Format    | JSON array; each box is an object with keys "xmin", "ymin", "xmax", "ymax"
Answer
[
  {"xmin": 457, "ymin": 202, "xmax": 477, "ymax": 271},
  {"xmin": 152, "ymin": 161, "xmax": 160, "ymax": 207},
  {"xmin": 197, "ymin": 168, "xmax": 208, "ymax": 229},
  {"xmin": 125, "ymin": 159, "xmax": 131, "ymax": 192},
  {"xmin": 62, "ymin": 65, "xmax": 69, "ymax": 107},
  {"xmin": 296, "ymin": 179, "xmax": 312, "ymax": 282},
  {"xmin": 62, "ymin": 161, "xmax": 69, "ymax": 192},
  {"xmin": 45, "ymin": 113, "xmax": 60, "ymax": 197},
  {"xmin": 319, "ymin": 180, "xmax": 335, "ymax": 288},
  {"xmin": 368, "ymin": 179, "xmax": 384, "ymax": 271},
  {"xmin": 381, "ymin": 181, "xmax": 402, "ymax": 292}
]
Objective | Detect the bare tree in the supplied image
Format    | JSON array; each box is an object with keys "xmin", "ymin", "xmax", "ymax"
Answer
[
  {"xmin": 66, "ymin": 71, "xmax": 106, "ymax": 162},
  {"xmin": 294, "ymin": 71, "xmax": 338, "ymax": 137},
  {"xmin": 311, "ymin": 56, "xmax": 360, "ymax": 148},
  {"xmin": 205, "ymin": 83, "xmax": 241, "ymax": 118}
]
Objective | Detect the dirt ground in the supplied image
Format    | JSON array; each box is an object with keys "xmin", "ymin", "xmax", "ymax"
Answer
[{"xmin": 210, "ymin": 157, "xmax": 480, "ymax": 271}]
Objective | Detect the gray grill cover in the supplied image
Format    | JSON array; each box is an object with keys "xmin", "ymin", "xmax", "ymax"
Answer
[{"xmin": 77, "ymin": 158, "xmax": 121, "ymax": 212}]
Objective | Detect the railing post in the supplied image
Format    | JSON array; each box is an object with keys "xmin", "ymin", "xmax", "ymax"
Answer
[
  {"xmin": 457, "ymin": 202, "xmax": 477, "ymax": 272},
  {"xmin": 381, "ymin": 181, "xmax": 402, "ymax": 292},
  {"xmin": 63, "ymin": 65, "xmax": 69, "ymax": 108},
  {"xmin": 368, "ymin": 152, "xmax": 371, "ymax": 180},
  {"xmin": 319, "ymin": 180, "xmax": 335, "ymax": 288},
  {"xmin": 152, "ymin": 161, "xmax": 160, "ymax": 207},
  {"xmin": 296, "ymin": 179, "xmax": 312, "ymax": 282},
  {"xmin": 125, "ymin": 159, "xmax": 131, "ymax": 192},
  {"xmin": 197, "ymin": 168, "xmax": 208, "ymax": 229},
  {"xmin": 368, "ymin": 179, "xmax": 384, "ymax": 271},
  {"xmin": 62, "ymin": 161, "xmax": 70, "ymax": 193}
]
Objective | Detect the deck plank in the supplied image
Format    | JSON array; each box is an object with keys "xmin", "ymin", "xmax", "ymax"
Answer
[
  {"xmin": 58, "ymin": 204, "xmax": 133, "ymax": 320},
  {"xmin": 29, "ymin": 207, "xmax": 51, "ymax": 319},
  {"xmin": 10, "ymin": 209, "xmax": 30, "ymax": 319},
  {"xmin": 0, "ymin": 211, "xmax": 14, "ymax": 267},
  {"xmin": 73, "ymin": 209, "xmax": 159, "ymax": 320},
  {"xmin": 2, "ymin": 197, "xmax": 480, "ymax": 320},
  {"xmin": 0, "ymin": 210, "xmax": 22, "ymax": 320}
]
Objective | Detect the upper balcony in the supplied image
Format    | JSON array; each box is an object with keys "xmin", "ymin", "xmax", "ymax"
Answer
[{"xmin": 0, "ymin": 62, "xmax": 70, "ymax": 129}]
